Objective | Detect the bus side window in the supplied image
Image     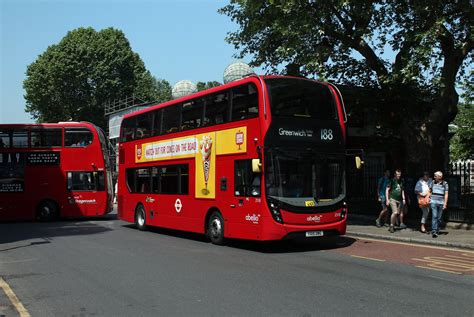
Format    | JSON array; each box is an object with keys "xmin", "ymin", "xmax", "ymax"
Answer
[
  {"xmin": 31, "ymin": 129, "xmax": 62, "ymax": 148},
  {"xmin": 181, "ymin": 99, "xmax": 204, "ymax": 131},
  {"xmin": 65, "ymin": 128, "xmax": 93, "ymax": 147},
  {"xmin": 231, "ymin": 83, "xmax": 259, "ymax": 121},
  {"xmin": 234, "ymin": 160, "xmax": 260, "ymax": 197},
  {"xmin": 12, "ymin": 129, "xmax": 28, "ymax": 148},
  {"xmin": 153, "ymin": 109, "xmax": 163, "ymax": 136},
  {"xmin": 0, "ymin": 129, "xmax": 11, "ymax": 148},
  {"xmin": 162, "ymin": 105, "xmax": 181, "ymax": 134},
  {"xmin": 67, "ymin": 171, "xmax": 104, "ymax": 191},
  {"xmin": 121, "ymin": 117, "xmax": 136, "ymax": 142},
  {"xmin": 136, "ymin": 113, "xmax": 153, "ymax": 139},
  {"xmin": 136, "ymin": 168, "xmax": 151, "ymax": 193},
  {"xmin": 203, "ymin": 91, "xmax": 230, "ymax": 127},
  {"xmin": 126, "ymin": 168, "xmax": 136, "ymax": 193}
]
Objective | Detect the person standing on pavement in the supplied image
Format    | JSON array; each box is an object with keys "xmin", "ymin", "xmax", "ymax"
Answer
[
  {"xmin": 386, "ymin": 169, "xmax": 406, "ymax": 233},
  {"xmin": 430, "ymin": 171, "xmax": 449, "ymax": 238},
  {"xmin": 375, "ymin": 169, "xmax": 391, "ymax": 228},
  {"xmin": 415, "ymin": 172, "xmax": 431, "ymax": 233}
]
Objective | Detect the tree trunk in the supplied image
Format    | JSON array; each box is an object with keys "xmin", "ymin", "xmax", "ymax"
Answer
[{"xmin": 401, "ymin": 87, "xmax": 458, "ymax": 176}]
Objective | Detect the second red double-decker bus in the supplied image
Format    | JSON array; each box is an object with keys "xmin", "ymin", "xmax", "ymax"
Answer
[
  {"xmin": 0, "ymin": 122, "xmax": 114, "ymax": 221},
  {"xmin": 118, "ymin": 75, "xmax": 355, "ymax": 244}
]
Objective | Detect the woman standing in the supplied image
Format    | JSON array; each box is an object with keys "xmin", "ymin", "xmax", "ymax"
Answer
[
  {"xmin": 414, "ymin": 172, "xmax": 431, "ymax": 233},
  {"xmin": 430, "ymin": 171, "xmax": 449, "ymax": 238}
]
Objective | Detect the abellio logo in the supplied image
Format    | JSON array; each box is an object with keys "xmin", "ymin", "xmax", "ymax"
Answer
[
  {"xmin": 245, "ymin": 214, "xmax": 260, "ymax": 224},
  {"xmin": 307, "ymin": 215, "xmax": 321, "ymax": 222}
]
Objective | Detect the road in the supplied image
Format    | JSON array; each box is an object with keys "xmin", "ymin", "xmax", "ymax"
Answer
[{"xmin": 1, "ymin": 215, "xmax": 473, "ymax": 316}]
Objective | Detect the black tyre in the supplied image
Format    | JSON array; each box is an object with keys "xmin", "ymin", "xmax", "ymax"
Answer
[
  {"xmin": 135, "ymin": 205, "xmax": 147, "ymax": 231},
  {"xmin": 207, "ymin": 211, "xmax": 225, "ymax": 245},
  {"xmin": 37, "ymin": 200, "xmax": 59, "ymax": 221}
]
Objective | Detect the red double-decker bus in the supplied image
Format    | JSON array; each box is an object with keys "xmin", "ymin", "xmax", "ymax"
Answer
[
  {"xmin": 118, "ymin": 75, "xmax": 358, "ymax": 244},
  {"xmin": 0, "ymin": 122, "xmax": 114, "ymax": 221}
]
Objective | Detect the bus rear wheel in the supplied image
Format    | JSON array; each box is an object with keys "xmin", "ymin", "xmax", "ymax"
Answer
[
  {"xmin": 207, "ymin": 211, "xmax": 225, "ymax": 245},
  {"xmin": 135, "ymin": 205, "xmax": 147, "ymax": 231},
  {"xmin": 36, "ymin": 200, "xmax": 59, "ymax": 221}
]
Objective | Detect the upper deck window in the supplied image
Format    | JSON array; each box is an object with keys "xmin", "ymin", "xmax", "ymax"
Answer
[
  {"xmin": 0, "ymin": 130, "xmax": 10, "ymax": 148},
  {"xmin": 265, "ymin": 79, "xmax": 337, "ymax": 120},
  {"xmin": 12, "ymin": 130, "xmax": 28, "ymax": 148},
  {"xmin": 231, "ymin": 83, "xmax": 259, "ymax": 121},
  {"xmin": 203, "ymin": 91, "xmax": 230, "ymax": 126},
  {"xmin": 162, "ymin": 105, "xmax": 181, "ymax": 134},
  {"xmin": 31, "ymin": 128, "xmax": 62, "ymax": 148},
  {"xmin": 119, "ymin": 81, "xmax": 260, "ymax": 143},
  {"xmin": 121, "ymin": 117, "xmax": 136, "ymax": 142},
  {"xmin": 65, "ymin": 128, "xmax": 93, "ymax": 147}
]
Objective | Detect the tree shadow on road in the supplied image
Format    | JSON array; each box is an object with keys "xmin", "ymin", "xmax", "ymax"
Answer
[{"xmin": 0, "ymin": 215, "xmax": 115, "ymax": 248}]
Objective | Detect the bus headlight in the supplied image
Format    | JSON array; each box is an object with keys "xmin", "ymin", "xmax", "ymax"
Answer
[{"xmin": 268, "ymin": 199, "xmax": 283, "ymax": 224}]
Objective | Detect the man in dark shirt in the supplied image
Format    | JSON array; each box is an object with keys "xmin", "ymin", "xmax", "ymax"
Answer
[{"xmin": 385, "ymin": 169, "xmax": 406, "ymax": 233}]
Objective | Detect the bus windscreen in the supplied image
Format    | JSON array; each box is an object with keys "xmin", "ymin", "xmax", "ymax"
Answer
[
  {"xmin": 265, "ymin": 78, "xmax": 338, "ymax": 120},
  {"xmin": 265, "ymin": 149, "xmax": 345, "ymax": 207}
]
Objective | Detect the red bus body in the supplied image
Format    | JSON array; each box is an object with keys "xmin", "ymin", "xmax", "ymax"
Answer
[
  {"xmin": 118, "ymin": 75, "xmax": 348, "ymax": 241},
  {"xmin": 0, "ymin": 122, "xmax": 113, "ymax": 221}
]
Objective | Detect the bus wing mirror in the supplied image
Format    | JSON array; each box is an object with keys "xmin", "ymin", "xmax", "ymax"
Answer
[
  {"xmin": 252, "ymin": 159, "xmax": 262, "ymax": 173},
  {"xmin": 355, "ymin": 156, "xmax": 364, "ymax": 169}
]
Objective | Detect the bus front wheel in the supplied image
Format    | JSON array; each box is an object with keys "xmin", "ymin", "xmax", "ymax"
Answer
[
  {"xmin": 207, "ymin": 211, "xmax": 225, "ymax": 245},
  {"xmin": 36, "ymin": 200, "xmax": 59, "ymax": 221},
  {"xmin": 135, "ymin": 205, "xmax": 147, "ymax": 231}
]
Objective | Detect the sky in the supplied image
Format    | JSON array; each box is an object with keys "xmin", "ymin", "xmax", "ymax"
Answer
[{"xmin": 0, "ymin": 0, "xmax": 260, "ymax": 124}]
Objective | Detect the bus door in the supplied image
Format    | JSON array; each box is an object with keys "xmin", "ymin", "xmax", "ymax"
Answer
[
  {"xmin": 66, "ymin": 171, "xmax": 106, "ymax": 217},
  {"xmin": 230, "ymin": 159, "xmax": 262, "ymax": 238}
]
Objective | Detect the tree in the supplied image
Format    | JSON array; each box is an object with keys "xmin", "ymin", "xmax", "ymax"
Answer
[
  {"xmin": 151, "ymin": 78, "xmax": 172, "ymax": 103},
  {"xmin": 24, "ymin": 27, "xmax": 157, "ymax": 128},
  {"xmin": 196, "ymin": 81, "xmax": 222, "ymax": 92},
  {"xmin": 220, "ymin": 1, "xmax": 473, "ymax": 172},
  {"xmin": 450, "ymin": 79, "xmax": 474, "ymax": 160}
]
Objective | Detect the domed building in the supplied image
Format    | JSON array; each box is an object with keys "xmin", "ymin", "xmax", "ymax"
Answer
[{"xmin": 223, "ymin": 62, "xmax": 254, "ymax": 83}]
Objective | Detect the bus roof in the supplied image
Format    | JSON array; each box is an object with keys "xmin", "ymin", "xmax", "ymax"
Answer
[
  {"xmin": 0, "ymin": 121, "xmax": 97, "ymax": 129},
  {"xmin": 122, "ymin": 74, "xmax": 327, "ymax": 121}
]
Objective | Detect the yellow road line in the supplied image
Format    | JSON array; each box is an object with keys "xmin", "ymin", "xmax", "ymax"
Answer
[
  {"xmin": 415, "ymin": 265, "xmax": 462, "ymax": 275},
  {"xmin": 412, "ymin": 257, "xmax": 474, "ymax": 269},
  {"xmin": 351, "ymin": 255, "xmax": 386, "ymax": 262},
  {"xmin": 0, "ymin": 277, "xmax": 31, "ymax": 317},
  {"xmin": 354, "ymin": 237, "xmax": 474, "ymax": 253},
  {"xmin": 442, "ymin": 255, "xmax": 474, "ymax": 264}
]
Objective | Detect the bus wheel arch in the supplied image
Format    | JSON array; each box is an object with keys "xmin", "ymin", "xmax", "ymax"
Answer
[
  {"xmin": 205, "ymin": 208, "xmax": 225, "ymax": 245},
  {"xmin": 135, "ymin": 203, "xmax": 147, "ymax": 231},
  {"xmin": 36, "ymin": 199, "xmax": 60, "ymax": 221}
]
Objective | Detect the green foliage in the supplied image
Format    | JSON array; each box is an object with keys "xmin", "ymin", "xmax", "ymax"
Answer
[
  {"xmin": 24, "ymin": 27, "xmax": 157, "ymax": 128},
  {"xmin": 220, "ymin": 0, "xmax": 473, "ymax": 167},
  {"xmin": 450, "ymin": 80, "xmax": 474, "ymax": 160},
  {"xmin": 196, "ymin": 81, "xmax": 222, "ymax": 92},
  {"xmin": 150, "ymin": 78, "xmax": 172, "ymax": 103},
  {"xmin": 220, "ymin": 1, "xmax": 472, "ymax": 90}
]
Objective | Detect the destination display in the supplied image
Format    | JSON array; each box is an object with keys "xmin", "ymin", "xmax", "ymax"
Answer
[
  {"xmin": 265, "ymin": 117, "xmax": 344, "ymax": 148},
  {"xmin": 27, "ymin": 152, "xmax": 60, "ymax": 165}
]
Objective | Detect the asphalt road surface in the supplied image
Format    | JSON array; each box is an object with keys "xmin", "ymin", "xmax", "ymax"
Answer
[{"xmin": 1, "ymin": 215, "xmax": 473, "ymax": 317}]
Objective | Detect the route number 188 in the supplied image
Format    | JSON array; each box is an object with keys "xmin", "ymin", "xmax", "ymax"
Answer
[{"xmin": 320, "ymin": 129, "xmax": 333, "ymax": 141}]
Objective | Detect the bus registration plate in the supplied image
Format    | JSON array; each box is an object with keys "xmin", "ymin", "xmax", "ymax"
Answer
[{"xmin": 305, "ymin": 231, "xmax": 324, "ymax": 237}]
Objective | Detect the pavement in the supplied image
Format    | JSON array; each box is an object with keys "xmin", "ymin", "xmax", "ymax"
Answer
[{"xmin": 347, "ymin": 213, "xmax": 474, "ymax": 250}]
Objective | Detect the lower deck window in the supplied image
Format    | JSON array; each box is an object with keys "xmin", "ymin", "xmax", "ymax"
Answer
[
  {"xmin": 126, "ymin": 164, "xmax": 188, "ymax": 194},
  {"xmin": 67, "ymin": 171, "xmax": 105, "ymax": 191}
]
